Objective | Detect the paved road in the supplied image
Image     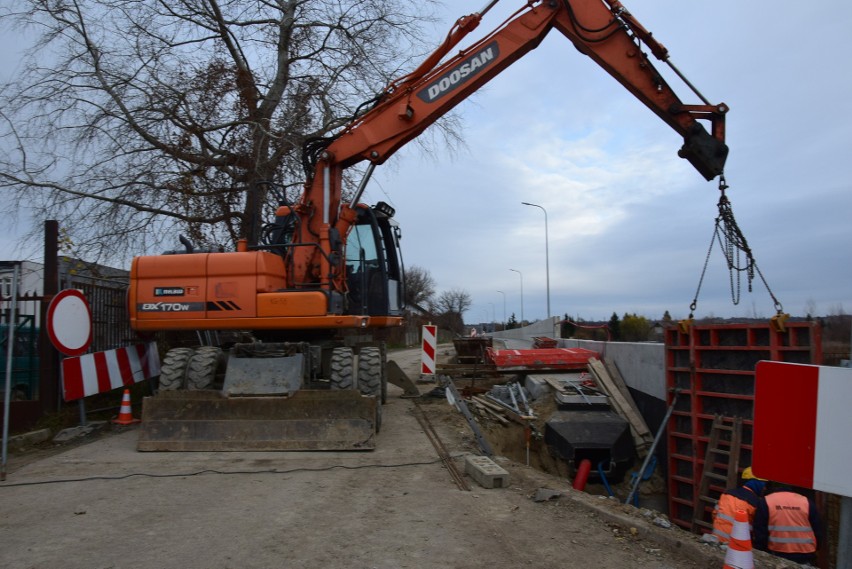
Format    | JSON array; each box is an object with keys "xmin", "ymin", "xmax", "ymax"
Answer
[{"xmin": 0, "ymin": 348, "xmax": 718, "ymax": 569}]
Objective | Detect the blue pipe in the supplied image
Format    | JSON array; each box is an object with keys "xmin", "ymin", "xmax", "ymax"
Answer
[{"xmin": 598, "ymin": 461, "xmax": 614, "ymax": 497}]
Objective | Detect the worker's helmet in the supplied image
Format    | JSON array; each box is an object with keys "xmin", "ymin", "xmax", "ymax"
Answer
[{"xmin": 741, "ymin": 466, "xmax": 767, "ymax": 481}]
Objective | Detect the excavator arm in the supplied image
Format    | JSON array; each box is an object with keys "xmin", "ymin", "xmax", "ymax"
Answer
[{"xmin": 292, "ymin": 0, "xmax": 728, "ymax": 291}]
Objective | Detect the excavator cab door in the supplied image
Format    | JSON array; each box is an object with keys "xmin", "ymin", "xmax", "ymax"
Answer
[{"xmin": 346, "ymin": 203, "xmax": 405, "ymax": 317}]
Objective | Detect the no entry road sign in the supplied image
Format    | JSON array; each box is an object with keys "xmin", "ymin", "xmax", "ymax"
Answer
[{"xmin": 46, "ymin": 289, "xmax": 93, "ymax": 357}]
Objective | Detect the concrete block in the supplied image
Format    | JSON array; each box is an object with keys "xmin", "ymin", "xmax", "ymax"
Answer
[
  {"xmin": 524, "ymin": 376, "xmax": 550, "ymax": 401},
  {"xmin": 7, "ymin": 428, "xmax": 52, "ymax": 450},
  {"xmin": 465, "ymin": 455, "xmax": 509, "ymax": 489}
]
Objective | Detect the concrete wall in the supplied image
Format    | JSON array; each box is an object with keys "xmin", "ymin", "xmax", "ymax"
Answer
[
  {"xmin": 560, "ymin": 339, "xmax": 666, "ymax": 400},
  {"xmin": 490, "ymin": 317, "xmax": 560, "ymax": 349}
]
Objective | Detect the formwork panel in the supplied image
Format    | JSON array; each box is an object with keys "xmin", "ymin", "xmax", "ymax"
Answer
[{"xmin": 664, "ymin": 321, "xmax": 822, "ymax": 531}]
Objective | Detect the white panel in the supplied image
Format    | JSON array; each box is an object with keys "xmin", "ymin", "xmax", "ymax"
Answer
[
  {"xmin": 813, "ymin": 366, "xmax": 852, "ymax": 497},
  {"xmin": 105, "ymin": 349, "xmax": 123, "ymax": 389},
  {"xmin": 126, "ymin": 346, "xmax": 144, "ymax": 382},
  {"xmin": 79, "ymin": 354, "xmax": 99, "ymax": 397}
]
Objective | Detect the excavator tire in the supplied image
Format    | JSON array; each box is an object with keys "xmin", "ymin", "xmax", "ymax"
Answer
[
  {"xmin": 330, "ymin": 347, "xmax": 354, "ymax": 390},
  {"xmin": 357, "ymin": 347, "xmax": 382, "ymax": 397},
  {"xmin": 158, "ymin": 347, "xmax": 193, "ymax": 391},
  {"xmin": 358, "ymin": 346, "xmax": 383, "ymax": 432},
  {"xmin": 186, "ymin": 347, "xmax": 222, "ymax": 391},
  {"xmin": 380, "ymin": 345, "xmax": 388, "ymax": 405}
]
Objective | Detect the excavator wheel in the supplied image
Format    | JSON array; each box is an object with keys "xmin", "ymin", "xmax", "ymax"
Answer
[
  {"xmin": 358, "ymin": 346, "xmax": 383, "ymax": 432},
  {"xmin": 357, "ymin": 347, "xmax": 382, "ymax": 396},
  {"xmin": 158, "ymin": 347, "xmax": 193, "ymax": 391},
  {"xmin": 380, "ymin": 345, "xmax": 388, "ymax": 405},
  {"xmin": 186, "ymin": 347, "xmax": 223, "ymax": 390},
  {"xmin": 330, "ymin": 347, "xmax": 354, "ymax": 390}
]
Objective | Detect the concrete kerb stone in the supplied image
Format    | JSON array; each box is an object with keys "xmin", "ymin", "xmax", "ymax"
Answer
[
  {"xmin": 6, "ymin": 428, "xmax": 52, "ymax": 451},
  {"xmin": 52, "ymin": 421, "xmax": 108, "ymax": 444},
  {"xmin": 465, "ymin": 455, "xmax": 509, "ymax": 489}
]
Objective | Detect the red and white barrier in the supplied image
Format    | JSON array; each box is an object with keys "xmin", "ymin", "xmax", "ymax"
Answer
[
  {"xmin": 753, "ymin": 361, "xmax": 852, "ymax": 497},
  {"xmin": 62, "ymin": 343, "xmax": 161, "ymax": 401},
  {"xmin": 421, "ymin": 324, "xmax": 437, "ymax": 376}
]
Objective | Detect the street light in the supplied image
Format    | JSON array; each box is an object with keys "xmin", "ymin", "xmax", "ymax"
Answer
[
  {"xmin": 496, "ymin": 290, "xmax": 506, "ymax": 329},
  {"xmin": 522, "ymin": 201, "xmax": 550, "ymax": 318},
  {"xmin": 509, "ymin": 268, "xmax": 523, "ymax": 325}
]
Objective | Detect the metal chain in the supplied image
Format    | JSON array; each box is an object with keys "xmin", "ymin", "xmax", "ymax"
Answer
[{"xmin": 688, "ymin": 176, "xmax": 784, "ymax": 317}]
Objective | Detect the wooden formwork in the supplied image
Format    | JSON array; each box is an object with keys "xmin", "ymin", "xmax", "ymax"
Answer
[{"xmin": 664, "ymin": 321, "xmax": 822, "ymax": 531}]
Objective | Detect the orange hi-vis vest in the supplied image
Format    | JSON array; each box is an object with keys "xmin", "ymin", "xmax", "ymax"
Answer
[
  {"xmin": 765, "ymin": 492, "xmax": 817, "ymax": 554},
  {"xmin": 712, "ymin": 490, "xmax": 758, "ymax": 542}
]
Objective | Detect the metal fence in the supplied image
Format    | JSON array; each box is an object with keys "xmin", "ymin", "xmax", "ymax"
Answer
[
  {"xmin": 64, "ymin": 277, "xmax": 134, "ymax": 353},
  {"xmin": 2, "ymin": 276, "xmax": 132, "ymax": 404}
]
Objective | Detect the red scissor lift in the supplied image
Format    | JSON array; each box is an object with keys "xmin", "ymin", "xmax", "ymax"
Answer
[{"xmin": 664, "ymin": 321, "xmax": 822, "ymax": 531}]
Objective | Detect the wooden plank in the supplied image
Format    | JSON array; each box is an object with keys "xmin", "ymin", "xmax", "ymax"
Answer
[
  {"xmin": 603, "ymin": 358, "xmax": 636, "ymax": 406},
  {"xmin": 542, "ymin": 376, "xmax": 568, "ymax": 393},
  {"xmin": 472, "ymin": 396, "xmax": 527, "ymax": 425},
  {"xmin": 471, "ymin": 401, "xmax": 509, "ymax": 425},
  {"xmin": 472, "ymin": 395, "xmax": 506, "ymax": 413},
  {"xmin": 588, "ymin": 358, "xmax": 653, "ymax": 452}
]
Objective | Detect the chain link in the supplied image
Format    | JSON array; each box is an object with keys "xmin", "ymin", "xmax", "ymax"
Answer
[{"xmin": 688, "ymin": 176, "xmax": 785, "ymax": 317}]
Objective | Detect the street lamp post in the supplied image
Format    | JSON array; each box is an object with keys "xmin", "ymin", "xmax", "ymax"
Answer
[
  {"xmin": 522, "ymin": 201, "xmax": 550, "ymax": 318},
  {"xmin": 509, "ymin": 268, "xmax": 523, "ymax": 325},
  {"xmin": 496, "ymin": 290, "xmax": 506, "ymax": 329}
]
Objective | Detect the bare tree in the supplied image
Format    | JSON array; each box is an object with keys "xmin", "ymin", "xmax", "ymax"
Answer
[
  {"xmin": 429, "ymin": 288, "xmax": 471, "ymax": 336},
  {"xmin": 0, "ymin": 0, "xmax": 460, "ymax": 262},
  {"xmin": 433, "ymin": 287, "xmax": 472, "ymax": 315},
  {"xmin": 404, "ymin": 264, "xmax": 435, "ymax": 308}
]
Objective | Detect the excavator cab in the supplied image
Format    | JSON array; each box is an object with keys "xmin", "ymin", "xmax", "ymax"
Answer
[{"xmin": 346, "ymin": 202, "xmax": 405, "ymax": 318}]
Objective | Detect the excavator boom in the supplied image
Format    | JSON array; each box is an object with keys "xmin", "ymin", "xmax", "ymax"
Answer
[{"xmin": 294, "ymin": 0, "xmax": 727, "ymax": 293}]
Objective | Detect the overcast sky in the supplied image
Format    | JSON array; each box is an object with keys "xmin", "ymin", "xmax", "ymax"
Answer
[{"xmin": 2, "ymin": 1, "xmax": 851, "ymax": 323}]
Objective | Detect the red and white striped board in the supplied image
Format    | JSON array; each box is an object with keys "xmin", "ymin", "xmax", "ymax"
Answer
[
  {"xmin": 421, "ymin": 324, "xmax": 438, "ymax": 376},
  {"xmin": 753, "ymin": 361, "xmax": 852, "ymax": 497},
  {"xmin": 61, "ymin": 343, "xmax": 161, "ymax": 402}
]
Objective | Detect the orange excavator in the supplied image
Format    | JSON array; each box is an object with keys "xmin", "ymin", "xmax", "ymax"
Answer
[{"xmin": 129, "ymin": 0, "xmax": 728, "ymax": 451}]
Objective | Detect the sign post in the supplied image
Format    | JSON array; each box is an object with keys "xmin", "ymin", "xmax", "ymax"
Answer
[{"xmin": 1, "ymin": 264, "xmax": 20, "ymax": 481}]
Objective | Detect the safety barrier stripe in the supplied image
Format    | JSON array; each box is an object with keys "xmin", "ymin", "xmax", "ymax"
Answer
[{"xmin": 62, "ymin": 342, "xmax": 161, "ymax": 401}]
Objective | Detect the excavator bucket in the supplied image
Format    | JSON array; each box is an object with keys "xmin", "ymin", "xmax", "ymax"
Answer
[{"xmin": 137, "ymin": 390, "xmax": 377, "ymax": 451}]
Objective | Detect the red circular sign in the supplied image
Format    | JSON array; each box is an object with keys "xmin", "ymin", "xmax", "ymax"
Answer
[{"xmin": 47, "ymin": 289, "xmax": 93, "ymax": 356}]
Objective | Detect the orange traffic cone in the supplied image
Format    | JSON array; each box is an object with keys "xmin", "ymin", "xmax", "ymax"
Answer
[
  {"xmin": 723, "ymin": 509, "xmax": 754, "ymax": 569},
  {"xmin": 112, "ymin": 389, "xmax": 141, "ymax": 425}
]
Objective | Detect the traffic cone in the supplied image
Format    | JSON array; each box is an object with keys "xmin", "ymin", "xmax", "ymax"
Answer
[
  {"xmin": 723, "ymin": 509, "xmax": 754, "ymax": 569},
  {"xmin": 112, "ymin": 389, "xmax": 141, "ymax": 425}
]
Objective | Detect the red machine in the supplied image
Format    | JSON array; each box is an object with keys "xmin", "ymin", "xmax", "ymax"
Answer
[{"xmin": 129, "ymin": 0, "xmax": 728, "ymax": 451}]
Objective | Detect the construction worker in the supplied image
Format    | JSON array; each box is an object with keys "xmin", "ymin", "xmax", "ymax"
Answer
[
  {"xmin": 711, "ymin": 466, "xmax": 766, "ymax": 543},
  {"xmin": 753, "ymin": 482, "xmax": 822, "ymax": 566}
]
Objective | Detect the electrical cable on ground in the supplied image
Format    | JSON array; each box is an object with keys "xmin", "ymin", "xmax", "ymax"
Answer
[{"xmin": 0, "ymin": 456, "xmax": 466, "ymax": 489}]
